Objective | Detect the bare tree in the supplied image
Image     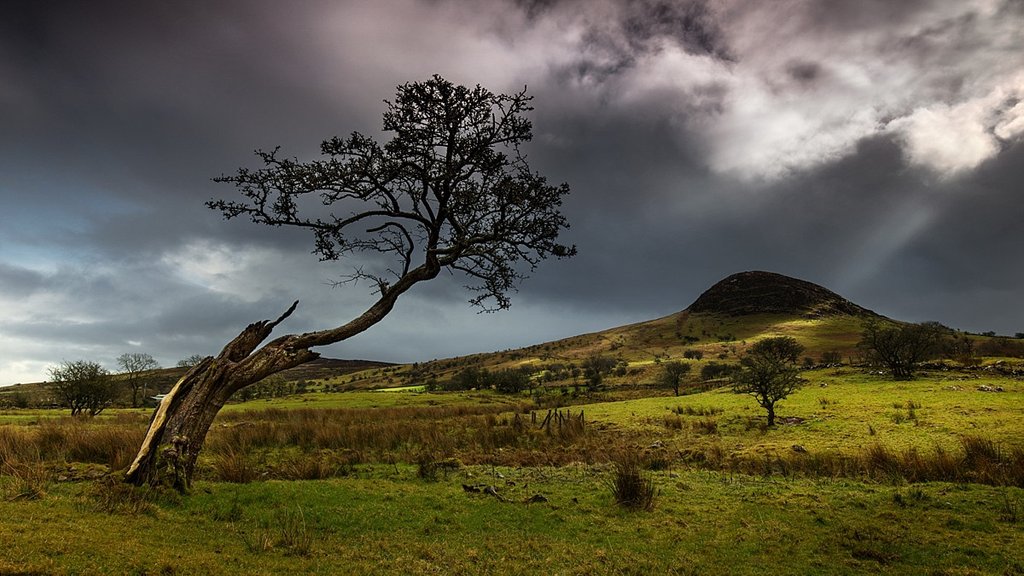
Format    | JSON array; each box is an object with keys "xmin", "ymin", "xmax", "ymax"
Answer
[
  {"xmin": 733, "ymin": 337, "xmax": 804, "ymax": 427},
  {"xmin": 176, "ymin": 354, "xmax": 205, "ymax": 369},
  {"xmin": 858, "ymin": 320, "xmax": 943, "ymax": 380},
  {"xmin": 660, "ymin": 361, "xmax": 691, "ymax": 396},
  {"xmin": 125, "ymin": 76, "xmax": 575, "ymax": 491},
  {"xmin": 117, "ymin": 352, "xmax": 160, "ymax": 408},
  {"xmin": 49, "ymin": 360, "xmax": 115, "ymax": 417}
]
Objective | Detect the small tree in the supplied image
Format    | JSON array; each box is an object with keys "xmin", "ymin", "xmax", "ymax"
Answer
[
  {"xmin": 491, "ymin": 368, "xmax": 531, "ymax": 394},
  {"xmin": 582, "ymin": 355, "xmax": 616, "ymax": 389},
  {"xmin": 49, "ymin": 360, "xmax": 115, "ymax": 416},
  {"xmin": 176, "ymin": 354, "xmax": 205, "ymax": 368},
  {"xmin": 660, "ymin": 361, "xmax": 691, "ymax": 396},
  {"xmin": 944, "ymin": 335, "xmax": 979, "ymax": 367},
  {"xmin": 733, "ymin": 337, "xmax": 804, "ymax": 427},
  {"xmin": 821, "ymin": 350, "xmax": 842, "ymax": 365},
  {"xmin": 117, "ymin": 352, "xmax": 160, "ymax": 408},
  {"xmin": 858, "ymin": 320, "xmax": 943, "ymax": 380},
  {"xmin": 449, "ymin": 366, "xmax": 486, "ymax": 391},
  {"xmin": 700, "ymin": 361, "xmax": 736, "ymax": 381}
]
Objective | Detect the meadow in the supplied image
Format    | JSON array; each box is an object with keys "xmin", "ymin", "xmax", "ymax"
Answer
[{"xmin": 2, "ymin": 364, "xmax": 1023, "ymax": 575}]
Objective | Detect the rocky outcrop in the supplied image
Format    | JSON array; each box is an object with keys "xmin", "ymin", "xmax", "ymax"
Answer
[{"xmin": 686, "ymin": 271, "xmax": 876, "ymax": 318}]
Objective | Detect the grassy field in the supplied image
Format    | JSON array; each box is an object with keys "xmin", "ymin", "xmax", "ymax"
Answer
[
  {"xmin": 2, "ymin": 465, "xmax": 1022, "ymax": 575},
  {"xmin": 582, "ymin": 368, "xmax": 1024, "ymax": 454},
  {"xmin": 2, "ymin": 362, "xmax": 1023, "ymax": 574}
]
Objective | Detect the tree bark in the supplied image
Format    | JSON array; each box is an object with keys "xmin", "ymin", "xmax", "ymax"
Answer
[
  {"xmin": 125, "ymin": 263, "xmax": 441, "ymax": 491},
  {"xmin": 124, "ymin": 302, "xmax": 318, "ymax": 490}
]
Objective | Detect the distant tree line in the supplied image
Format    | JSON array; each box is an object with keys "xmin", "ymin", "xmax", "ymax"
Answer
[{"xmin": 431, "ymin": 366, "xmax": 536, "ymax": 394}]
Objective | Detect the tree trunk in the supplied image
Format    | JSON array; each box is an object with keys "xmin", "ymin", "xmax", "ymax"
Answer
[
  {"xmin": 124, "ymin": 302, "xmax": 317, "ymax": 490},
  {"xmin": 125, "ymin": 263, "xmax": 441, "ymax": 491},
  {"xmin": 766, "ymin": 404, "xmax": 776, "ymax": 427}
]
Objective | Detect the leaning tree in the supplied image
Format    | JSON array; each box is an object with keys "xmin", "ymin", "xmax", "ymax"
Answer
[{"xmin": 124, "ymin": 76, "xmax": 576, "ymax": 491}]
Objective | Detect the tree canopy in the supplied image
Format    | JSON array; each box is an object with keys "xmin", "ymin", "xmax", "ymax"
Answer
[
  {"xmin": 660, "ymin": 361, "xmax": 692, "ymax": 396},
  {"xmin": 210, "ymin": 75, "xmax": 575, "ymax": 313},
  {"xmin": 734, "ymin": 336, "xmax": 804, "ymax": 426},
  {"xmin": 49, "ymin": 360, "xmax": 115, "ymax": 417},
  {"xmin": 117, "ymin": 352, "xmax": 160, "ymax": 408},
  {"xmin": 858, "ymin": 320, "xmax": 943, "ymax": 380}
]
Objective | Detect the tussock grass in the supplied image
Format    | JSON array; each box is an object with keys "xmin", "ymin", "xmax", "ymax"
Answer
[
  {"xmin": 214, "ymin": 449, "xmax": 260, "ymax": 484},
  {"xmin": 1, "ymin": 457, "xmax": 49, "ymax": 501},
  {"xmin": 86, "ymin": 476, "xmax": 176, "ymax": 515},
  {"xmin": 3, "ymin": 469, "xmax": 1022, "ymax": 575},
  {"xmin": 238, "ymin": 507, "xmax": 317, "ymax": 557},
  {"xmin": 608, "ymin": 451, "xmax": 658, "ymax": 511},
  {"xmin": 673, "ymin": 405, "xmax": 724, "ymax": 416}
]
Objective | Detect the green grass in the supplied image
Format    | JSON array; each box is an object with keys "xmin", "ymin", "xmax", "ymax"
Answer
[
  {"xmin": 373, "ymin": 385, "xmax": 427, "ymax": 393},
  {"xmin": 2, "ymin": 467, "xmax": 1021, "ymax": 575},
  {"xmin": 580, "ymin": 368, "xmax": 1024, "ymax": 457}
]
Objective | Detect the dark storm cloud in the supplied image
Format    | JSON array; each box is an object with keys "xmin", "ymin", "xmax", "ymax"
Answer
[
  {"xmin": 784, "ymin": 60, "xmax": 823, "ymax": 85},
  {"xmin": 2, "ymin": 0, "xmax": 1023, "ymax": 384}
]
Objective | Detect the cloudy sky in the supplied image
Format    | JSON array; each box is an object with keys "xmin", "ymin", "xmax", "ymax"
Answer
[{"xmin": 2, "ymin": 0, "xmax": 1022, "ymax": 385}]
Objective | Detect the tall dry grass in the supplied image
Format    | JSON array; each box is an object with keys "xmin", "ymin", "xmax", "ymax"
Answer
[
  {"xmin": 205, "ymin": 405, "xmax": 596, "ymax": 474},
  {"xmin": 1, "ymin": 418, "xmax": 147, "ymax": 473},
  {"xmin": 697, "ymin": 436, "xmax": 1024, "ymax": 487},
  {"xmin": 3, "ymin": 406, "xmax": 1022, "ymax": 489}
]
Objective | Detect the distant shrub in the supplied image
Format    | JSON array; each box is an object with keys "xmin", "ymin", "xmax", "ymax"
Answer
[
  {"xmin": 447, "ymin": 366, "xmax": 486, "ymax": 391},
  {"xmin": 490, "ymin": 368, "xmax": 531, "ymax": 394},
  {"xmin": 700, "ymin": 362, "xmax": 736, "ymax": 381},
  {"xmin": 672, "ymin": 405, "xmax": 723, "ymax": 417},
  {"xmin": 682, "ymin": 350, "xmax": 704, "ymax": 360},
  {"xmin": 821, "ymin": 350, "xmax": 842, "ymax": 365},
  {"xmin": 416, "ymin": 452, "xmax": 439, "ymax": 481},
  {"xmin": 583, "ymin": 355, "xmax": 617, "ymax": 389}
]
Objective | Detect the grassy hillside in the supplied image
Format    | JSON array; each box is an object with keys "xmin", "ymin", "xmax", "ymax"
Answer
[{"xmin": 325, "ymin": 310, "xmax": 876, "ymax": 392}]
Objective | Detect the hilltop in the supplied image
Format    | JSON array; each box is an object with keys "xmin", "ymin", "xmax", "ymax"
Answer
[{"xmin": 686, "ymin": 271, "xmax": 876, "ymax": 318}]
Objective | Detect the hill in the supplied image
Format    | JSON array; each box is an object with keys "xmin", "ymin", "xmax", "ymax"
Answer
[
  {"xmin": 337, "ymin": 271, "xmax": 888, "ymax": 390},
  {"xmin": 686, "ymin": 270, "xmax": 876, "ymax": 317}
]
